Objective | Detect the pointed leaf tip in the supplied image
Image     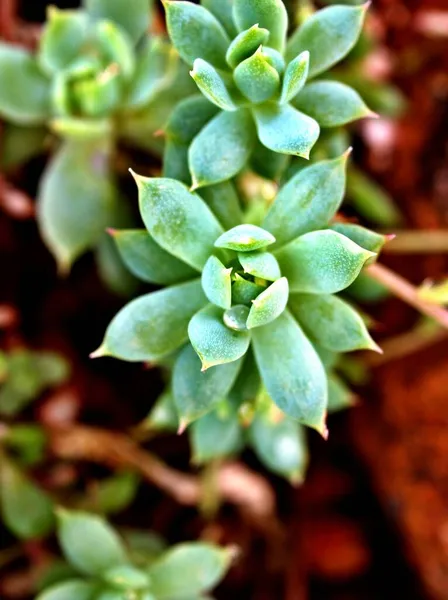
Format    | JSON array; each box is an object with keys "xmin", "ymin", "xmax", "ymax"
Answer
[
  {"xmin": 90, "ymin": 345, "xmax": 108, "ymax": 359},
  {"xmin": 177, "ymin": 419, "xmax": 189, "ymax": 435},
  {"xmin": 106, "ymin": 228, "xmax": 117, "ymax": 237}
]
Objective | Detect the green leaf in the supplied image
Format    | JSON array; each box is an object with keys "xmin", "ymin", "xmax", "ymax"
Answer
[
  {"xmin": 253, "ymin": 103, "xmax": 319, "ymax": 157},
  {"xmin": 238, "ymin": 251, "xmax": 281, "ymax": 281},
  {"xmin": 0, "ymin": 459, "xmax": 54, "ymax": 539},
  {"xmin": 144, "ymin": 387, "xmax": 179, "ymax": 432},
  {"xmin": 37, "ymin": 141, "xmax": 117, "ymax": 272},
  {"xmin": 136, "ymin": 176, "xmax": 223, "ymax": 270},
  {"xmin": 173, "ymin": 344, "xmax": 243, "ymax": 423},
  {"xmin": 228, "ymin": 348, "xmax": 260, "ymax": 406},
  {"xmin": 226, "ymin": 25, "xmax": 270, "ymax": 68},
  {"xmin": 215, "ymin": 224, "xmax": 275, "ymax": 252},
  {"xmin": 164, "ymin": 1, "xmax": 230, "ymax": 69},
  {"xmin": 0, "ymin": 43, "xmax": 50, "ymax": 124},
  {"xmin": 201, "ymin": 0, "xmax": 238, "ymax": 38},
  {"xmin": 199, "ymin": 181, "xmax": 244, "ymax": 230},
  {"xmin": 202, "ymin": 256, "xmax": 232, "ymax": 309},
  {"xmin": 263, "ymin": 153, "xmax": 349, "ymax": 247},
  {"xmin": 249, "ymin": 415, "xmax": 308, "ymax": 482},
  {"xmin": 246, "ymin": 277, "xmax": 289, "ymax": 329},
  {"xmin": 191, "ymin": 406, "xmax": 243, "ymax": 463},
  {"xmin": 189, "ymin": 304, "xmax": 251, "ymax": 369},
  {"xmin": 288, "ymin": 293, "xmax": 380, "ymax": 353},
  {"xmin": 223, "ymin": 305, "xmax": 250, "ymax": 331},
  {"xmin": 36, "ymin": 580, "xmax": 97, "ymax": 600},
  {"xmin": 233, "ymin": 0, "xmax": 288, "ymax": 53},
  {"xmin": 234, "ymin": 48, "xmax": 280, "ymax": 104},
  {"xmin": 38, "ymin": 8, "xmax": 88, "ymax": 74},
  {"xmin": 148, "ymin": 543, "xmax": 232, "ymax": 598},
  {"xmin": 0, "ymin": 123, "xmax": 47, "ymax": 170},
  {"xmin": 95, "ymin": 279, "xmax": 207, "ymax": 361},
  {"xmin": 191, "ymin": 59, "xmax": 238, "ymax": 110},
  {"xmin": 346, "ymin": 271, "xmax": 389, "ymax": 303},
  {"xmin": 165, "ymin": 95, "xmax": 220, "ymax": 145},
  {"xmin": 103, "ymin": 564, "xmax": 150, "ymax": 589},
  {"xmin": 327, "ymin": 374, "xmax": 355, "ymax": 413},
  {"xmin": 280, "ymin": 51, "xmax": 309, "ymax": 105},
  {"xmin": 49, "ymin": 117, "xmax": 112, "ymax": 140},
  {"xmin": 252, "ymin": 311, "xmax": 327, "ymax": 433},
  {"xmin": 83, "ymin": 472, "xmax": 139, "ymax": 516},
  {"xmin": 286, "ymin": 4, "xmax": 368, "ymax": 77},
  {"xmin": 231, "ymin": 274, "xmax": 265, "ymax": 306},
  {"xmin": 96, "ymin": 233, "xmax": 139, "ymax": 297},
  {"xmin": 294, "ymin": 81, "xmax": 372, "ymax": 127},
  {"xmin": 86, "ymin": 0, "xmax": 152, "ymax": 43},
  {"xmin": 189, "ymin": 108, "xmax": 256, "ymax": 188},
  {"xmin": 112, "ymin": 229, "xmax": 196, "ymax": 284},
  {"xmin": 330, "ymin": 223, "xmax": 387, "ymax": 254},
  {"xmin": 73, "ymin": 70, "xmax": 121, "ymax": 118},
  {"xmin": 275, "ymin": 230, "xmax": 374, "ymax": 294},
  {"xmin": 57, "ymin": 510, "xmax": 128, "ymax": 576},
  {"xmin": 95, "ymin": 19, "xmax": 136, "ymax": 79}
]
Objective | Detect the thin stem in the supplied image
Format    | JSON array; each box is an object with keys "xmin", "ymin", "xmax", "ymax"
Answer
[
  {"xmin": 382, "ymin": 230, "xmax": 448, "ymax": 253},
  {"xmin": 366, "ymin": 262, "xmax": 448, "ymax": 329}
]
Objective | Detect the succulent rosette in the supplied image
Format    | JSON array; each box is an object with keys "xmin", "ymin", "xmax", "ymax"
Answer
[
  {"xmin": 94, "ymin": 153, "xmax": 384, "ymax": 443},
  {"xmin": 162, "ymin": 0, "xmax": 373, "ymax": 188}
]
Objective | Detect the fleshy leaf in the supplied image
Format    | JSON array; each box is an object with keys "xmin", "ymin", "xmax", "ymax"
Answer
[
  {"xmin": 202, "ymin": 256, "xmax": 232, "ymax": 309},
  {"xmin": 136, "ymin": 176, "xmax": 223, "ymax": 270},
  {"xmin": 96, "ymin": 233, "xmax": 139, "ymax": 297},
  {"xmin": 330, "ymin": 223, "xmax": 387, "ymax": 254},
  {"xmin": 149, "ymin": 543, "xmax": 232, "ymax": 598},
  {"xmin": 280, "ymin": 51, "xmax": 309, "ymax": 105},
  {"xmin": 250, "ymin": 414, "xmax": 308, "ymax": 482},
  {"xmin": 252, "ymin": 310, "xmax": 327, "ymax": 433},
  {"xmin": 328, "ymin": 374, "xmax": 356, "ymax": 413},
  {"xmin": 0, "ymin": 44, "xmax": 50, "ymax": 124},
  {"xmin": 189, "ymin": 109, "xmax": 256, "ymax": 188},
  {"xmin": 263, "ymin": 153, "xmax": 349, "ymax": 247},
  {"xmin": 250, "ymin": 141, "xmax": 290, "ymax": 180},
  {"xmin": 189, "ymin": 305, "xmax": 251, "ymax": 369},
  {"xmin": 173, "ymin": 345, "xmax": 242, "ymax": 423},
  {"xmin": 36, "ymin": 580, "xmax": 97, "ymax": 600},
  {"xmin": 223, "ymin": 305, "xmax": 250, "ymax": 331},
  {"xmin": 38, "ymin": 8, "xmax": 88, "ymax": 74},
  {"xmin": 233, "ymin": 48, "xmax": 280, "ymax": 104},
  {"xmin": 165, "ymin": 95, "xmax": 220, "ymax": 145},
  {"xmin": 95, "ymin": 279, "xmax": 207, "ymax": 362},
  {"xmin": 199, "ymin": 181, "xmax": 244, "ymax": 229},
  {"xmin": 238, "ymin": 251, "xmax": 281, "ymax": 281},
  {"xmin": 275, "ymin": 230, "xmax": 374, "ymax": 294},
  {"xmin": 85, "ymin": 0, "xmax": 152, "ymax": 43},
  {"xmin": 112, "ymin": 229, "xmax": 196, "ymax": 284},
  {"xmin": 191, "ymin": 59, "xmax": 238, "ymax": 110},
  {"xmin": 286, "ymin": 4, "xmax": 368, "ymax": 77},
  {"xmin": 233, "ymin": 0, "xmax": 288, "ymax": 53},
  {"xmin": 232, "ymin": 275, "xmax": 265, "ymax": 306},
  {"xmin": 103, "ymin": 565, "xmax": 150, "ymax": 589},
  {"xmin": 57, "ymin": 510, "xmax": 128, "ymax": 576},
  {"xmin": 95, "ymin": 20, "xmax": 135, "ymax": 79},
  {"xmin": 144, "ymin": 387, "xmax": 178, "ymax": 432},
  {"xmin": 253, "ymin": 103, "xmax": 319, "ymax": 157},
  {"xmin": 289, "ymin": 293, "xmax": 380, "ymax": 353},
  {"xmin": 201, "ymin": 0, "xmax": 238, "ymax": 37},
  {"xmin": 246, "ymin": 277, "xmax": 289, "ymax": 329},
  {"xmin": 226, "ymin": 25, "xmax": 270, "ymax": 68},
  {"xmin": 164, "ymin": 1, "xmax": 230, "ymax": 69},
  {"xmin": 294, "ymin": 81, "xmax": 373, "ymax": 127},
  {"xmin": 215, "ymin": 224, "xmax": 275, "ymax": 252},
  {"xmin": 191, "ymin": 407, "xmax": 243, "ymax": 463}
]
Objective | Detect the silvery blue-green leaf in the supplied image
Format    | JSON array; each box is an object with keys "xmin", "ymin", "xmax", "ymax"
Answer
[
  {"xmin": 294, "ymin": 81, "xmax": 372, "ymax": 127},
  {"xmin": 96, "ymin": 233, "xmax": 139, "ymax": 297},
  {"xmin": 0, "ymin": 459, "xmax": 54, "ymax": 539},
  {"xmin": 233, "ymin": 49, "xmax": 280, "ymax": 104},
  {"xmin": 144, "ymin": 387, "xmax": 178, "ymax": 432},
  {"xmin": 250, "ymin": 141, "xmax": 289, "ymax": 180},
  {"xmin": 189, "ymin": 304, "xmax": 251, "ymax": 369},
  {"xmin": 37, "ymin": 141, "xmax": 117, "ymax": 272},
  {"xmin": 238, "ymin": 251, "xmax": 281, "ymax": 281},
  {"xmin": 96, "ymin": 590, "xmax": 128, "ymax": 600},
  {"xmin": 199, "ymin": 181, "xmax": 244, "ymax": 229},
  {"xmin": 149, "ymin": 543, "xmax": 232, "ymax": 599},
  {"xmin": 232, "ymin": 274, "xmax": 265, "ymax": 305},
  {"xmin": 95, "ymin": 20, "xmax": 135, "ymax": 79},
  {"xmin": 49, "ymin": 117, "xmax": 112, "ymax": 140},
  {"xmin": 346, "ymin": 271, "xmax": 389, "ymax": 303},
  {"xmin": 136, "ymin": 176, "xmax": 223, "ymax": 270},
  {"xmin": 246, "ymin": 277, "xmax": 288, "ymax": 329},
  {"xmin": 202, "ymin": 256, "xmax": 232, "ymax": 309},
  {"xmin": 38, "ymin": 8, "xmax": 88, "ymax": 74},
  {"xmin": 73, "ymin": 70, "xmax": 121, "ymax": 118},
  {"xmin": 36, "ymin": 580, "xmax": 97, "ymax": 600},
  {"xmin": 191, "ymin": 59, "xmax": 238, "ymax": 110},
  {"xmin": 249, "ymin": 414, "xmax": 308, "ymax": 482},
  {"xmin": 173, "ymin": 345, "xmax": 242, "ymax": 424},
  {"xmin": 112, "ymin": 229, "xmax": 196, "ymax": 285},
  {"xmin": 280, "ymin": 51, "xmax": 309, "ymax": 105},
  {"xmin": 223, "ymin": 305, "xmax": 250, "ymax": 331},
  {"xmin": 263, "ymin": 47, "xmax": 285, "ymax": 73},
  {"xmin": 253, "ymin": 103, "xmax": 319, "ymax": 157},
  {"xmin": 163, "ymin": 140, "xmax": 190, "ymax": 184},
  {"xmin": 164, "ymin": 1, "xmax": 230, "ymax": 69},
  {"xmin": 86, "ymin": 0, "xmax": 152, "ymax": 43},
  {"xmin": 0, "ymin": 44, "xmax": 50, "ymax": 125},
  {"xmin": 275, "ymin": 230, "xmax": 374, "ymax": 294},
  {"xmin": 226, "ymin": 24, "xmax": 270, "ymax": 68},
  {"xmin": 263, "ymin": 153, "xmax": 349, "ymax": 247},
  {"xmin": 94, "ymin": 279, "xmax": 207, "ymax": 362},
  {"xmin": 286, "ymin": 4, "xmax": 368, "ymax": 77},
  {"xmin": 331, "ymin": 223, "xmax": 387, "ymax": 254},
  {"xmin": 228, "ymin": 348, "xmax": 260, "ymax": 406},
  {"xmin": 328, "ymin": 374, "xmax": 355, "ymax": 413},
  {"xmin": 288, "ymin": 293, "xmax": 380, "ymax": 353},
  {"xmin": 57, "ymin": 510, "xmax": 128, "ymax": 576},
  {"xmin": 215, "ymin": 224, "xmax": 275, "ymax": 251},
  {"xmin": 103, "ymin": 565, "xmax": 150, "ymax": 589},
  {"xmin": 201, "ymin": 0, "xmax": 238, "ymax": 37},
  {"xmin": 252, "ymin": 310, "xmax": 327, "ymax": 433},
  {"xmin": 189, "ymin": 109, "xmax": 256, "ymax": 188},
  {"xmin": 166, "ymin": 95, "xmax": 220, "ymax": 145},
  {"xmin": 191, "ymin": 406, "xmax": 243, "ymax": 463},
  {"xmin": 312, "ymin": 342, "xmax": 338, "ymax": 370},
  {"xmin": 233, "ymin": 0, "xmax": 288, "ymax": 53}
]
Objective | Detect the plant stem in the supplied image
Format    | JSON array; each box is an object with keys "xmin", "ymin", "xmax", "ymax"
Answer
[
  {"xmin": 366, "ymin": 263, "xmax": 448, "ymax": 329},
  {"xmin": 382, "ymin": 230, "xmax": 448, "ymax": 253}
]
